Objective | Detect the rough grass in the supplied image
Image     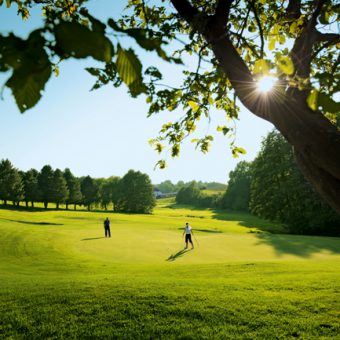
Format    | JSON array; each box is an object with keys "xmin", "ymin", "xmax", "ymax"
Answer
[{"xmin": 0, "ymin": 200, "xmax": 340, "ymax": 339}]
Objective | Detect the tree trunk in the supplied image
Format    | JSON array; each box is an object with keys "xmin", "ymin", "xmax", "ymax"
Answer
[
  {"xmin": 87, "ymin": 204, "xmax": 90, "ymax": 211},
  {"xmin": 169, "ymin": 0, "xmax": 340, "ymax": 214},
  {"xmin": 25, "ymin": 201, "xmax": 28, "ymax": 208},
  {"xmin": 31, "ymin": 201, "xmax": 34, "ymax": 208},
  {"xmin": 261, "ymin": 97, "xmax": 340, "ymax": 214},
  {"xmin": 4, "ymin": 200, "xmax": 7, "ymax": 205},
  {"xmin": 208, "ymin": 35, "xmax": 340, "ymax": 214},
  {"xmin": 74, "ymin": 204, "xmax": 77, "ymax": 210},
  {"xmin": 66, "ymin": 203, "xmax": 68, "ymax": 210},
  {"xmin": 56, "ymin": 202, "xmax": 59, "ymax": 209},
  {"xmin": 44, "ymin": 202, "xmax": 48, "ymax": 209}
]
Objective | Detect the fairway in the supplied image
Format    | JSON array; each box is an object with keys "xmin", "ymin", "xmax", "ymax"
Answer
[{"xmin": 1, "ymin": 201, "xmax": 340, "ymax": 339}]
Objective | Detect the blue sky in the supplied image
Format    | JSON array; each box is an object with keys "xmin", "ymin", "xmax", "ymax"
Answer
[{"xmin": 0, "ymin": 1, "xmax": 273, "ymax": 184}]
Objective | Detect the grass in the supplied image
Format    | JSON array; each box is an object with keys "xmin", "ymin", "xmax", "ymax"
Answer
[{"xmin": 0, "ymin": 199, "xmax": 340, "ymax": 339}]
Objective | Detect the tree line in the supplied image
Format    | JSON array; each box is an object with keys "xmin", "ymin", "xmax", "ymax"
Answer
[
  {"xmin": 0, "ymin": 161, "xmax": 155, "ymax": 213},
  {"xmin": 156, "ymin": 180, "xmax": 226, "ymax": 194},
  {"xmin": 173, "ymin": 130, "xmax": 339, "ymax": 235},
  {"xmin": 220, "ymin": 131, "xmax": 340, "ymax": 235}
]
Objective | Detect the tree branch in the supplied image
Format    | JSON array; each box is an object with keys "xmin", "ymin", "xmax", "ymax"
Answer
[
  {"xmin": 310, "ymin": 0, "xmax": 328, "ymax": 26},
  {"xmin": 315, "ymin": 32, "xmax": 340, "ymax": 43},
  {"xmin": 249, "ymin": 1, "xmax": 264, "ymax": 58},
  {"xmin": 213, "ymin": 0, "xmax": 234, "ymax": 28},
  {"xmin": 286, "ymin": 0, "xmax": 301, "ymax": 20},
  {"xmin": 311, "ymin": 35, "xmax": 340, "ymax": 61},
  {"xmin": 290, "ymin": 0, "xmax": 329, "ymax": 82},
  {"xmin": 169, "ymin": 0, "xmax": 199, "ymax": 24}
]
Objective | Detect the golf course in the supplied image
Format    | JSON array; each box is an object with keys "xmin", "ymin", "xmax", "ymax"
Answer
[{"xmin": 0, "ymin": 198, "xmax": 339, "ymax": 339}]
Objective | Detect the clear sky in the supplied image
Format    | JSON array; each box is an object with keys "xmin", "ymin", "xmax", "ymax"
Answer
[{"xmin": 0, "ymin": 1, "xmax": 273, "ymax": 184}]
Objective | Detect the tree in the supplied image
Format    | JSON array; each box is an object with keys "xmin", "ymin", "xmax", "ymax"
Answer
[
  {"xmin": 250, "ymin": 131, "xmax": 340, "ymax": 235},
  {"xmin": 81, "ymin": 176, "xmax": 99, "ymax": 211},
  {"xmin": 111, "ymin": 177, "xmax": 122, "ymax": 212},
  {"xmin": 1, "ymin": 1, "xmax": 339, "ymax": 213},
  {"xmin": 118, "ymin": 170, "xmax": 155, "ymax": 213},
  {"xmin": 176, "ymin": 182, "xmax": 201, "ymax": 205},
  {"xmin": 0, "ymin": 159, "xmax": 24, "ymax": 206},
  {"xmin": 221, "ymin": 161, "xmax": 251, "ymax": 211},
  {"xmin": 38, "ymin": 165, "xmax": 55, "ymax": 209},
  {"xmin": 22, "ymin": 169, "xmax": 41, "ymax": 207},
  {"xmin": 63, "ymin": 168, "xmax": 82, "ymax": 210},
  {"xmin": 99, "ymin": 176, "xmax": 120, "ymax": 210},
  {"xmin": 51, "ymin": 169, "xmax": 69, "ymax": 209},
  {"xmin": 157, "ymin": 180, "xmax": 176, "ymax": 194}
]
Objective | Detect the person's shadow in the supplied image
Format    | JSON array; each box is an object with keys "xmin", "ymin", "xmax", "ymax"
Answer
[
  {"xmin": 167, "ymin": 248, "xmax": 192, "ymax": 262},
  {"xmin": 81, "ymin": 237, "xmax": 105, "ymax": 241}
]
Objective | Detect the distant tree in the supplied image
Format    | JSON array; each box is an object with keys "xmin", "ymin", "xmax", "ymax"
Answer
[
  {"xmin": 176, "ymin": 182, "xmax": 201, "ymax": 205},
  {"xmin": 221, "ymin": 161, "xmax": 251, "ymax": 211},
  {"xmin": 22, "ymin": 169, "xmax": 41, "ymax": 207},
  {"xmin": 175, "ymin": 181, "xmax": 185, "ymax": 191},
  {"xmin": 98, "ymin": 178, "xmax": 111, "ymax": 210},
  {"xmin": 63, "ymin": 168, "xmax": 82, "ymax": 210},
  {"xmin": 157, "ymin": 180, "xmax": 176, "ymax": 194},
  {"xmin": 51, "ymin": 169, "xmax": 69, "ymax": 209},
  {"xmin": 118, "ymin": 170, "xmax": 155, "ymax": 213},
  {"xmin": 111, "ymin": 177, "xmax": 122, "ymax": 212},
  {"xmin": 250, "ymin": 131, "xmax": 340, "ymax": 235},
  {"xmin": 0, "ymin": 159, "xmax": 24, "ymax": 206},
  {"xmin": 38, "ymin": 165, "xmax": 55, "ymax": 209},
  {"xmin": 81, "ymin": 176, "xmax": 99, "ymax": 211},
  {"xmin": 205, "ymin": 182, "xmax": 227, "ymax": 191}
]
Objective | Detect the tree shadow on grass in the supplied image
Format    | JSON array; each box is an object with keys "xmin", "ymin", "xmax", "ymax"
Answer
[
  {"xmin": 81, "ymin": 237, "xmax": 105, "ymax": 241},
  {"xmin": 255, "ymin": 233, "xmax": 340, "ymax": 257},
  {"xmin": 165, "ymin": 203, "xmax": 207, "ymax": 212},
  {"xmin": 1, "ymin": 218, "xmax": 63, "ymax": 226},
  {"xmin": 167, "ymin": 248, "xmax": 192, "ymax": 262},
  {"xmin": 211, "ymin": 209, "xmax": 287, "ymax": 234},
  {"xmin": 177, "ymin": 228, "xmax": 222, "ymax": 233}
]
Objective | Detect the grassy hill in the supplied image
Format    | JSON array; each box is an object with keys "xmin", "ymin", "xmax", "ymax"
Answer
[{"xmin": 0, "ymin": 199, "xmax": 339, "ymax": 338}]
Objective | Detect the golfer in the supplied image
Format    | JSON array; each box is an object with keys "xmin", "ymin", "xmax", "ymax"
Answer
[
  {"xmin": 104, "ymin": 217, "xmax": 111, "ymax": 238},
  {"xmin": 183, "ymin": 222, "xmax": 194, "ymax": 249}
]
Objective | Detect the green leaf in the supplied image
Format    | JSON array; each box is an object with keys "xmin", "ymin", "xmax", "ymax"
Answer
[
  {"xmin": 318, "ymin": 93, "xmax": 340, "ymax": 113},
  {"xmin": 254, "ymin": 59, "xmax": 270, "ymax": 74},
  {"xmin": 188, "ymin": 100, "xmax": 199, "ymax": 112},
  {"xmin": 307, "ymin": 89, "xmax": 318, "ymax": 111},
  {"xmin": 289, "ymin": 22, "xmax": 297, "ymax": 34},
  {"xmin": 54, "ymin": 22, "xmax": 113, "ymax": 62},
  {"xmin": 7, "ymin": 65, "xmax": 51, "ymax": 113},
  {"xmin": 3, "ymin": 30, "xmax": 52, "ymax": 112},
  {"xmin": 85, "ymin": 67, "xmax": 100, "ymax": 77},
  {"xmin": 154, "ymin": 160, "xmax": 166, "ymax": 169},
  {"xmin": 108, "ymin": 19, "xmax": 182, "ymax": 65},
  {"xmin": 217, "ymin": 126, "xmax": 230, "ymax": 135},
  {"xmin": 116, "ymin": 45, "xmax": 146, "ymax": 96},
  {"xmin": 232, "ymin": 146, "xmax": 247, "ymax": 158},
  {"xmin": 277, "ymin": 56, "xmax": 294, "ymax": 75},
  {"xmin": 171, "ymin": 144, "xmax": 180, "ymax": 157},
  {"xmin": 155, "ymin": 143, "xmax": 164, "ymax": 154},
  {"xmin": 268, "ymin": 37, "xmax": 276, "ymax": 51}
]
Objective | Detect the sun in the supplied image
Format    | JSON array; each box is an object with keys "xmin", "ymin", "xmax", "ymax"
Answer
[{"xmin": 257, "ymin": 76, "xmax": 277, "ymax": 92}]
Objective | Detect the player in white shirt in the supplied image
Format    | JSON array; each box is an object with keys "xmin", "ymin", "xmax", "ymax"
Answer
[{"xmin": 183, "ymin": 222, "xmax": 194, "ymax": 249}]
